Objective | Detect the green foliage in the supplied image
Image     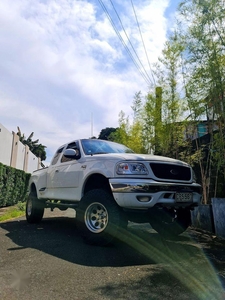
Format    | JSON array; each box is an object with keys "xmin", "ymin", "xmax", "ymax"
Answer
[
  {"xmin": 176, "ymin": 0, "xmax": 225, "ymax": 203},
  {"xmin": 0, "ymin": 204, "xmax": 26, "ymax": 222},
  {"xmin": 98, "ymin": 127, "xmax": 117, "ymax": 140},
  {"xmin": 17, "ymin": 127, "xmax": 47, "ymax": 161},
  {"xmin": 131, "ymin": 91, "xmax": 143, "ymax": 120},
  {"xmin": 17, "ymin": 201, "xmax": 26, "ymax": 211},
  {"xmin": 0, "ymin": 163, "xmax": 30, "ymax": 207},
  {"xmin": 111, "ymin": 94, "xmax": 147, "ymax": 153},
  {"xmin": 108, "ymin": 0, "xmax": 225, "ymax": 203},
  {"xmin": 179, "ymin": 0, "xmax": 225, "ymax": 119},
  {"xmin": 111, "ymin": 111, "xmax": 130, "ymax": 146}
]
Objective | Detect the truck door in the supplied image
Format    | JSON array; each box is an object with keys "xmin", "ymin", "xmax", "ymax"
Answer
[{"xmin": 46, "ymin": 142, "xmax": 82, "ymax": 200}]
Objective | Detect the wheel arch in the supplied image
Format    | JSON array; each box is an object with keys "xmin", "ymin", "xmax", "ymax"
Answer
[
  {"xmin": 82, "ymin": 173, "xmax": 112, "ymax": 196},
  {"xmin": 29, "ymin": 182, "xmax": 37, "ymax": 194}
]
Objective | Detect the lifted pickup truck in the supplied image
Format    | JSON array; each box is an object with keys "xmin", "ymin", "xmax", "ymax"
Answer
[{"xmin": 26, "ymin": 138, "xmax": 202, "ymax": 245}]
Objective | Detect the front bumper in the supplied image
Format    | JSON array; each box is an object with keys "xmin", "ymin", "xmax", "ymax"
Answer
[{"xmin": 109, "ymin": 178, "xmax": 202, "ymax": 209}]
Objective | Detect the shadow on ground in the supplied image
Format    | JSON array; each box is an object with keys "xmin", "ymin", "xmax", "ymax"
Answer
[
  {"xmin": 0, "ymin": 216, "xmax": 201, "ymax": 267},
  {"xmin": 1, "ymin": 214, "xmax": 225, "ymax": 299}
]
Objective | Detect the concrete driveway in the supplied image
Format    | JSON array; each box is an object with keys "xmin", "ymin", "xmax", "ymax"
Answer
[{"xmin": 0, "ymin": 208, "xmax": 225, "ymax": 300}]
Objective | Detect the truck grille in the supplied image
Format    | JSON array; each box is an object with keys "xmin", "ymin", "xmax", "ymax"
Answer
[{"xmin": 150, "ymin": 163, "xmax": 191, "ymax": 181}]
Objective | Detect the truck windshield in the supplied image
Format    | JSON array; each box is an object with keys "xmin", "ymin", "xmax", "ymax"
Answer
[{"xmin": 81, "ymin": 139, "xmax": 134, "ymax": 155}]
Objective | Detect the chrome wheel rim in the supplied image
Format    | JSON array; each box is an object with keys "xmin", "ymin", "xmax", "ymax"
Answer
[{"xmin": 84, "ymin": 202, "xmax": 108, "ymax": 233}]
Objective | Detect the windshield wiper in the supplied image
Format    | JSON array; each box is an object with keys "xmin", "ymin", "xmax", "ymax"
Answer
[{"xmin": 92, "ymin": 152, "xmax": 109, "ymax": 155}]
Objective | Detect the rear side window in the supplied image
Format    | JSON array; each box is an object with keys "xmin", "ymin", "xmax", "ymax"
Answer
[{"xmin": 51, "ymin": 147, "xmax": 64, "ymax": 165}]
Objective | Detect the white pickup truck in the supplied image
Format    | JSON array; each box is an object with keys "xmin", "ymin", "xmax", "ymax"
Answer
[{"xmin": 26, "ymin": 138, "xmax": 202, "ymax": 245}]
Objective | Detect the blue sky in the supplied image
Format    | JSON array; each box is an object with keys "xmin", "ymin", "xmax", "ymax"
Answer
[{"xmin": 0, "ymin": 0, "xmax": 180, "ymax": 163}]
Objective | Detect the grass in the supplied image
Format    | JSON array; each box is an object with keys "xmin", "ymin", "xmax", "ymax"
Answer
[{"xmin": 0, "ymin": 202, "xmax": 26, "ymax": 222}]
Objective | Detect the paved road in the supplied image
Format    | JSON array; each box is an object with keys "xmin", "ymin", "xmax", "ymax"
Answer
[{"xmin": 0, "ymin": 208, "xmax": 225, "ymax": 300}]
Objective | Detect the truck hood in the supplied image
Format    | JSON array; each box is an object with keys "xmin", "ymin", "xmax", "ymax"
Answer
[{"xmin": 89, "ymin": 153, "xmax": 188, "ymax": 166}]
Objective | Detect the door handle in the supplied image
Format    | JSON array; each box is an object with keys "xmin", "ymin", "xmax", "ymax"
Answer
[{"xmin": 55, "ymin": 169, "xmax": 59, "ymax": 172}]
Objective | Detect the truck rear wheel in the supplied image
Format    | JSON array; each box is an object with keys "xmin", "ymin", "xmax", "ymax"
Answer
[
  {"xmin": 76, "ymin": 189, "xmax": 124, "ymax": 245},
  {"xmin": 26, "ymin": 190, "xmax": 45, "ymax": 223},
  {"xmin": 149, "ymin": 208, "xmax": 191, "ymax": 238}
]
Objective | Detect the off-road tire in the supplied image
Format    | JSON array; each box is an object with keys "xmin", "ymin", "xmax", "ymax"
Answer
[
  {"xmin": 150, "ymin": 208, "xmax": 191, "ymax": 238},
  {"xmin": 76, "ymin": 189, "xmax": 125, "ymax": 246},
  {"xmin": 26, "ymin": 190, "xmax": 45, "ymax": 223}
]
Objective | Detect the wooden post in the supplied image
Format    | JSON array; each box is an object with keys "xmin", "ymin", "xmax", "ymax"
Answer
[{"xmin": 154, "ymin": 87, "xmax": 162, "ymax": 154}]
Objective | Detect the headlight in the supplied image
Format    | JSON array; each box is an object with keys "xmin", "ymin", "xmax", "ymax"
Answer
[{"xmin": 116, "ymin": 162, "xmax": 148, "ymax": 175}]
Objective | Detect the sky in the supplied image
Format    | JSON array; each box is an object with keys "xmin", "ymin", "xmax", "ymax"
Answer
[{"xmin": 0, "ymin": 0, "xmax": 181, "ymax": 163}]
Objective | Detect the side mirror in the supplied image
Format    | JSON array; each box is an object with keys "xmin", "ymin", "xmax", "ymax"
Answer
[{"xmin": 63, "ymin": 148, "xmax": 81, "ymax": 159}]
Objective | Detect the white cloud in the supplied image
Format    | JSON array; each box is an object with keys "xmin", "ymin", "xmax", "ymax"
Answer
[{"xmin": 0, "ymin": 0, "xmax": 177, "ymax": 162}]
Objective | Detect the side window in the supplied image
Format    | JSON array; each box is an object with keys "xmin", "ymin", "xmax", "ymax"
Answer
[
  {"xmin": 51, "ymin": 147, "xmax": 64, "ymax": 165},
  {"xmin": 61, "ymin": 141, "xmax": 80, "ymax": 163}
]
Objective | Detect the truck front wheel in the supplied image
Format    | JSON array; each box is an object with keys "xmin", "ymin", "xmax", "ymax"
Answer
[
  {"xmin": 149, "ymin": 208, "xmax": 191, "ymax": 238},
  {"xmin": 26, "ymin": 190, "xmax": 45, "ymax": 223},
  {"xmin": 76, "ymin": 189, "xmax": 124, "ymax": 245}
]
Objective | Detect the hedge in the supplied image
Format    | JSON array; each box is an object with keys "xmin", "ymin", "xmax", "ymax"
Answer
[{"xmin": 0, "ymin": 163, "xmax": 31, "ymax": 207}]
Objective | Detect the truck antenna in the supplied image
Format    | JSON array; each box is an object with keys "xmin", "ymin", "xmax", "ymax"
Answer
[{"xmin": 91, "ymin": 113, "xmax": 93, "ymax": 137}]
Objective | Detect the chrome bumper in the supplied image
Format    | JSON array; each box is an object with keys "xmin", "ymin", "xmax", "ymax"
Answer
[{"xmin": 109, "ymin": 178, "xmax": 202, "ymax": 209}]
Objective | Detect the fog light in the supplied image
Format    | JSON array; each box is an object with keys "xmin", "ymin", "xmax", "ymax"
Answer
[{"xmin": 137, "ymin": 196, "xmax": 151, "ymax": 202}]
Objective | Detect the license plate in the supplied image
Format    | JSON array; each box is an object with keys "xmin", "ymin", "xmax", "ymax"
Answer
[{"xmin": 175, "ymin": 192, "xmax": 193, "ymax": 202}]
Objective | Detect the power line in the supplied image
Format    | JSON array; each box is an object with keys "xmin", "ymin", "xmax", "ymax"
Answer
[
  {"xmin": 97, "ymin": 0, "xmax": 152, "ymax": 86},
  {"xmin": 130, "ymin": 0, "xmax": 156, "ymax": 86},
  {"xmin": 108, "ymin": 0, "xmax": 153, "ymax": 85}
]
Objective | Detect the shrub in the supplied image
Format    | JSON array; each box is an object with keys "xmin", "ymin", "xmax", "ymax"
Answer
[{"xmin": 0, "ymin": 163, "xmax": 30, "ymax": 207}]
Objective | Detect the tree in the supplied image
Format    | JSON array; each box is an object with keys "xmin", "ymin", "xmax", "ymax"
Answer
[
  {"xmin": 17, "ymin": 127, "xmax": 47, "ymax": 161},
  {"xmin": 131, "ymin": 91, "xmax": 142, "ymax": 121},
  {"xmin": 110, "ymin": 111, "xmax": 130, "ymax": 146},
  {"xmin": 142, "ymin": 33, "xmax": 187, "ymax": 159},
  {"xmin": 111, "ymin": 92, "xmax": 146, "ymax": 153},
  {"xmin": 177, "ymin": 0, "xmax": 225, "ymax": 203},
  {"xmin": 128, "ymin": 92, "xmax": 146, "ymax": 153},
  {"xmin": 98, "ymin": 127, "xmax": 117, "ymax": 140},
  {"xmin": 108, "ymin": 0, "xmax": 225, "ymax": 202}
]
